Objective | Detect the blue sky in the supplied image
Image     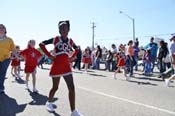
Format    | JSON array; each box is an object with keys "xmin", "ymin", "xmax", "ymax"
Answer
[{"xmin": 1, "ymin": 0, "xmax": 175, "ymax": 50}]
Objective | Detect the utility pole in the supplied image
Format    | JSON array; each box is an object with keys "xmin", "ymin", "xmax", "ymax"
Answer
[
  {"xmin": 133, "ymin": 19, "xmax": 135, "ymax": 42},
  {"xmin": 92, "ymin": 22, "xmax": 96, "ymax": 50}
]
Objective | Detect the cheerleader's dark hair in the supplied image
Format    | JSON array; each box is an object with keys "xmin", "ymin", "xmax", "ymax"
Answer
[
  {"xmin": 0, "ymin": 24, "xmax": 7, "ymax": 34},
  {"xmin": 58, "ymin": 20, "xmax": 70, "ymax": 31},
  {"xmin": 128, "ymin": 40, "xmax": 133, "ymax": 46}
]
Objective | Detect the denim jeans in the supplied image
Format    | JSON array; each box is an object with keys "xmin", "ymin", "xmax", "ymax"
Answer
[
  {"xmin": 112, "ymin": 61, "xmax": 117, "ymax": 71},
  {"xmin": 159, "ymin": 59, "xmax": 165, "ymax": 74},
  {"xmin": 105, "ymin": 61, "xmax": 111, "ymax": 71},
  {"xmin": 144, "ymin": 62, "xmax": 152, "ymax": 74},
  {"xmin": 126, "ymin": 56, "xmax": 134, "ymax": 76},
  {"xmin": 134, "ymin": 56, "xmax": 139, "ymax": 71},
  {"xmin": 150, "ymin": 56, "xmax": 156, "ymax": 72},
  {"xmin": 95, "ymin": 58, "xmax": 100, "ymax": 70},
  {"xmin": 0, "ymin": 59, "xmax": 10, "ymax": 90},
  {"xmin": 164, "ymin": 63, "xmax": 171, "ymax": 70}
]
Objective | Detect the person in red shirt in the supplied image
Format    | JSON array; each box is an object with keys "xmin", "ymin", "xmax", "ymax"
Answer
[
  {"xmin": 39, "ymin": 20, "xmax": 83, "ymax": 116},
  {"xmin": 11, "ymin": 45, "xmax": 21, "ymax": 79},
  {"xmin": 20, "ymin": 39, "xmax": 42, "ymax": 93}
]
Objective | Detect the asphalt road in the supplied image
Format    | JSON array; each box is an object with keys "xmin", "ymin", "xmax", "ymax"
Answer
[{"xmin": 0, "ymin": 64, "xmax": 175, "ymax": 116}]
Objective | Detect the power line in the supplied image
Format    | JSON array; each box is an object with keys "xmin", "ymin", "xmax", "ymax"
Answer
[
  {"xmin": 138, "ymin": 33, "xmax": 174, "ymax": 38},
  {"xmin": 95, "ymin": 32, "xmax": 174, "ymax": 40}
]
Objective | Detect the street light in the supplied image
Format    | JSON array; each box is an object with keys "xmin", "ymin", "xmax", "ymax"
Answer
[
  {"xmin": 119, "ymin": 11, "xmax": 135, "ymax": 42},
  {"xmin": 92, "ymin": 22, "xmax": 96, "ymax": 50}
]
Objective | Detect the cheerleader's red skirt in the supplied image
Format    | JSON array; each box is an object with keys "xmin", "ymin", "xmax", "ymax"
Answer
[
  {"xmin": 11, "ymin": 59, "xmax": 20, "ymax": 66},
  {"xmin": 82, "ymin": 57, "xmax": 91, "ymax": 64},
  {"xmin": 117, "ymin": 58, "xmax": 125, "ymax": 67},
  {"xmin": 50, "ymin": 55, "xmax": 72, "ymax": 77},
  {"xmin": 24, "ymin": 66, "xmax": 36, "ymax": 73}
]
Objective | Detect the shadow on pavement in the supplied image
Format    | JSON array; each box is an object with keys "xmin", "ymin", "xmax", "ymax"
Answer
[
  {"xmin": 133, "ymin": 76, "xmax": 163, "ymax": 82},
  {"xmin": 169, "ymin": 85, "xmax": 175, "ymax": 88},
  {"xmin": 27, "ymin": 90, "xmax": 58, "ymax": 106},
  {"xmin": 0, "ymin": 93, "xmax": 27, "ymax": 116},
  {"xmin": 73, "ymin": 71, "xmax": 107, "ymax": 77},
  {"xmin": 88, "ymin": 73, "xmax": 107, "ymax": 77},
  {"xmin": 41, "ymin": 67, "xmax": 50, "ymax": 70},
  {"xmin": 86, "ymin": 70, "xmax": 95, "ymax": 72},
  {"xmin": 15, "ymin": 78, "xmax": 25, "ymax": 84},
  {"xmin": 128, "ymin": 80, "xmax": 158, "ymax": 86},
  {"xmin": 50, "ymin": 111, "xmax": 62, "ymax": 116},
  {"xmin": 73, "ymin": 71, "xmax": 83, "ymax": 74},
  {"xmin": 73, "ymin": 70, "xmax": 95, "ymax": 74}
]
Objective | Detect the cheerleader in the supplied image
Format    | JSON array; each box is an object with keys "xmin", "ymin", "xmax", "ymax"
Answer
[
  {"xmin": 11, "ymin": 45, "xmax": 21, "ymax": 79},
  {"xmin": 82, "ymin": 48, "xmax": 91, "ymax": 73},
  {"xmin": 20, "ymin": 40, "xmax": 42, "ymax": 93},
  {"xmin": 113, "ymin": 44, "xmax": 127, "ymax": 79},
  {"xmin": 39, "ymin": 20, "xmax": 83, "ymax": 116}
]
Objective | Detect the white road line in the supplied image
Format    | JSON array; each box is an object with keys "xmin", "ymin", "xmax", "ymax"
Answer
[{"xmin": 79, "ymin": 87, "xmax": 175, "ymax": 115}]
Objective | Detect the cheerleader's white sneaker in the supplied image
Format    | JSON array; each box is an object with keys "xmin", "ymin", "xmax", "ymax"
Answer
[
  {"xmin": 84, "ymin": 71, "xmax": 88, "ymax": 74},
  {"xmin": 25, "ymin": 84, "xmax": 29, "ymax": 90},
  {"xmin": 165, "ymin": 79, "xmax": 170, "ymax": 87},
  {"xmin": 113, "ymin": 74, "xmax": 117, "ymax": 79},
  {"xmin": 126, "ymin": 76, "xmax": 130, "ymax": 81},
  {"xmin": 33, "ymin": 88, "xmax": 38, "ymax": 93},
  {"xmin": 71, "ymin": 109, "xmax": 83, "ymax": 116},
  {"xmin": 46, "ymin": 102, "xmax": 55, "ymax": 112}
]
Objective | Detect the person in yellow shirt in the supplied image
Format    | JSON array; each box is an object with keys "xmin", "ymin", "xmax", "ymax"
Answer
[{"xmin": 0, "ymin": 24, "xmax": 15, "ymax": 94}]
